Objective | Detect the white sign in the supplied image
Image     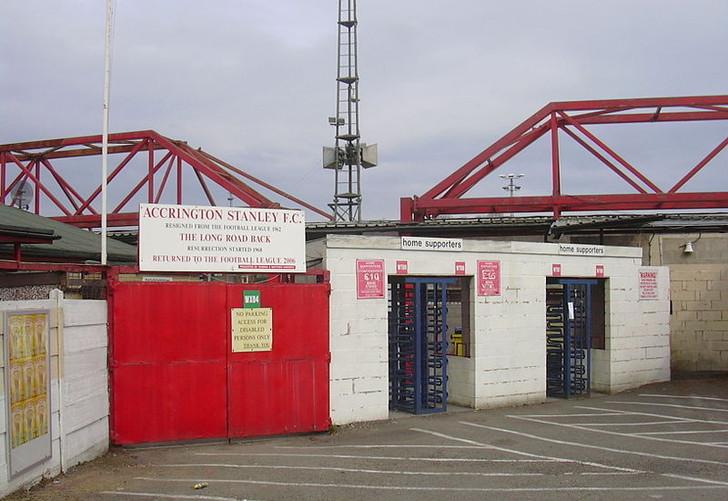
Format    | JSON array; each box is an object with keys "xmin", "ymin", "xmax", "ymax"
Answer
[
  {"xmin": 231, "ymin": 308, "xmax": 273, "ymax": 352},
  {"xmin": 401, "ymin": 236, "xmax": 463, "ymax": 251},
  {"xmin": 639, "ymin": 269, "xmax": 659, "ymax": 300},
  {"xmin": 138, "ymin": 203, "xmax": 305, "ymax": 273},
  {"xmin": 558, "ymin": 244, "xmax": 605, "ymax": 256}
]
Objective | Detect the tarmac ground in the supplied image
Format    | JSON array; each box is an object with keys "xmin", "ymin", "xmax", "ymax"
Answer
[{"xmin": 4, "ymin": 373, "xmax": 728, "ymax": 501}]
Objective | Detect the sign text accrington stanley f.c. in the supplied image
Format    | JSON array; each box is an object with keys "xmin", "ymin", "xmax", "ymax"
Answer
[{"xmin": 138, "ymin": 203, "xmax": 306, "ymax": 273}]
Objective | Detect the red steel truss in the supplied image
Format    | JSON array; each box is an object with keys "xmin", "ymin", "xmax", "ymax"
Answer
[
  {"xmin": 0, "ymin": 130, "xmax": 331, "ymax": 228},
  {"xmin": 401, "ymin": 95, "xmax": 728, "ymax": 222}
]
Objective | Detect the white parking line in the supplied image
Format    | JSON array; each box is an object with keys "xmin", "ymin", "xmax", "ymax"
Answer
[
  {"xmin": 506, "ymin": 412, "xmax": 624, "ymax": 418},
  {"xmin": 159, "ymin": 462, "xmax": 546, "ymax": 477},
  {"xmin": 633, "ymin": 429, "xmax": 728, "ymax": 436},
  {"xmin": 607, "ymin": 401, "xmax": 728, "ymax": 413},
  {"xmin": 196, "ymin": 452, "xmax": 557, "ymax": 463},
  {"xmin": 510, "ymin": 414, "xmax": 728, "ymax": 449},
  {"xmin": 276, "ymin": 444, "xmax": 490, "ymax": 449},
  {"xmin": 99, "ymin": 492, "xmax": 248, "ymax": 500},
  {"xmin": 641, "ymin": 394, "xmax": 728, "ymax": 403},
  {"xmin": 571, "ymin": 421, "xmax": 678, "ymax": 427},
  {"xmin": 128, "ymin": 476, "xmax": 728, "ymax": 494},
  {"xmin": 663, "ymin": 474, "xmax": 728, "ymax": 487},
  {"xmin": 412, "ymin": 427, "xmax": 642, "ymax": 473},
  {"xmin": 576, "ymin": 405, "xmax": 728, "ymax": 426},
  {"xmin": 460, "ymin": 421, "xmax": 728, "ymax": 467}
]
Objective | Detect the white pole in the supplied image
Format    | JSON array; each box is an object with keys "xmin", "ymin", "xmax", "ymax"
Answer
[{"xmin": 101, "ymin": 0, "xmax": 114, "ymax": 265}]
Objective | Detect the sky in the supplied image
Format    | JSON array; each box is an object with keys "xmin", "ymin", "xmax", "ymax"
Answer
[{"xmin": 1, "ymin": 0, "xmax": 726, "ymax": 222}]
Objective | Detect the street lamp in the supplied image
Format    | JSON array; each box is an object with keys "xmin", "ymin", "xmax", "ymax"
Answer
[
  {"xmin": 499, "ymin": 173, "xmax": 524, "ymax": 197},
  {"xmin": 499, "ymin": 174, "xmax": 524, "ymax": 217}
]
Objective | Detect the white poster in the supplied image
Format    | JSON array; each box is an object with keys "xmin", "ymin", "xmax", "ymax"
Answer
[{"xmin": 138, "ymin": 204, "xmax": 306, "ymax": 273}]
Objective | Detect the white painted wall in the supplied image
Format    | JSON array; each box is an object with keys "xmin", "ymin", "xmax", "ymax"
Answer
[
  {"xmin": 0, "ymin": 290, "xmax": 108, "ymax": 497},
  {"xmin": 312, "ymin": 235, "xmax": 671, "ymax": 426}
]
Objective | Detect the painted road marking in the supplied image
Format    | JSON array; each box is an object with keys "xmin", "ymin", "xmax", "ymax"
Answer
[
  {"xmin": 607, "ymin": 400, "xmax": 728, "ymax": 413},
  {"xmin": 640, "ymin": 394, "xmax": 728, "ymax": 403},
  {"xmin": 460, "ymin": 421, "xmax": 728, "ymax": 467},
  {"xmin": 160, "ymin": 462, "xmax": 546, "ymax": 477},
  {"xmin": 412, "ymin": 427, "xmax": 642, "ymax": 473},
  {"xmin": 576, "ymin": 405, "xmax": 728, "ymax": 426},
  {"xmin": 125, "ymin": 476, "xmax": 728, "ymax": 493},
  {"xmin": 100, "ymin": 493, "xmax": 246, "ymax": 500},
  {"xmin": 196, "ymin": 452, "xmax": 559, "ymax": 463},
  {"xmin": 633, "ymin": 428, "xmax": 728, "ymax": 436},
  {"xmin": 510, "ymin": 413, "xmax": 728, "ymax": 448}
]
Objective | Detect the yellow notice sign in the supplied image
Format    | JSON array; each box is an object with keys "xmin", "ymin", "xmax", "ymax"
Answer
[{"xmin": 231, "ymin": 308, "xmax": 272, "ymax": 352}]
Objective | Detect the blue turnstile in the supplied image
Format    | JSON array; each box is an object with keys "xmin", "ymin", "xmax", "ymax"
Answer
[
  {"xmin": 546, "ymin": 279, "xmax": 596, "ymax": 398},
  {"xmin": 389, "ymin": 277, "xmax": 452, "ymax": 414}
]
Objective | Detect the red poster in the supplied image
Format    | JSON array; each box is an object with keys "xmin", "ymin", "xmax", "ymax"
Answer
[
  {"xmin": 477, "ymin": 260, "xmax": 501, "ymax": 296},
  {"xmin": 596, "ymin": 265, "xmax": 605, "ymax": 277},
  {"xmin": 552, "ymin": 263, "xmax": 562, "ymax": 276},
  {"xmin": 396, "ymin": 260, "xmax": 408, "ymax": 274},
  {"xmin": 356, "ymin": 259, "xmax": 385, "ymax": 299},
  {"xmin": 455, "ymin": 262, "xmax": 466, "ymax": 275}
]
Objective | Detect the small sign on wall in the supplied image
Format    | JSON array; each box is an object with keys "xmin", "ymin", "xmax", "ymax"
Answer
[
  {"xmin": 552, "ymin": 263, "xmax": 562, "ymax": 276},
  {"xmin": 455, "ymin": 262, "xmax": 466, "ymax": 275},
  {"xmin": 231, "ymin": 308, "xmax": 273, "ymax": 352},
  {"xmin": 401, "ymin": 236, "xmax": 463, "ymax": 251},
  {"xmin": 639, "ymin": 269, "xmax": 659, "ymax": 300},
  {"xmin": 243, "ymin": 290, "xmax": 261, "ymax": 308},
  {"xmin": 477, "ymin": 260, "xmax": 501, "ymax": 296},
  {"xmin": 596, "ymin": 265, "xmax": 605, "ymax": 277},
  {"xmin": 396, "ymin": 260, "xmax": 408, "ymax": 274},
  {"xmin": 356, "ymin": 259, "xmax": 385, "ymax": 299}
]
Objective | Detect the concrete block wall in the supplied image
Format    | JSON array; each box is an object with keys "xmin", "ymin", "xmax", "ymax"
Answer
[
  {"xmin": 604, "ymin": 267, "xmax": 671, "ymax": 393},
  {"xmin": 0, "ymin": 290, "xmax": 108, "ymax": 497},
  {"xmin": 318, "ymin": 235, "xmax": 671, "ymax": 425},
  {"xmin": 470, "ymin": 267, "xmax": 545, "ymax": 409},
  {"xmin": 669, "ymin": 264, "xmax": 728, "ymax": 372}
]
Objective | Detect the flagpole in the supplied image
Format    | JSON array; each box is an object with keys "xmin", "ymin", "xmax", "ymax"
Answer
[{"xmin": 101, "ymin": 0, "xmax": 113, "ymax": 265}]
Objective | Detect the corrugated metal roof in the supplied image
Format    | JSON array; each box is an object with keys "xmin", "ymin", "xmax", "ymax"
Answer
[{"xmin": 0, "ymin": 204, "xmax": 137, "ymax": 263}]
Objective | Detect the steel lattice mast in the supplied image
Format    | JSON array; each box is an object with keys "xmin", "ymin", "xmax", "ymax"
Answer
[{"xmin": 324, "ymin": 0, "xmax": 377, "ymax": 222}]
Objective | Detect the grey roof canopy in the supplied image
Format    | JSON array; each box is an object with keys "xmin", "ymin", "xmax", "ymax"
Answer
[{"xmin": 0, "ymin": 203, "xmax": 137, "ymax": 264}]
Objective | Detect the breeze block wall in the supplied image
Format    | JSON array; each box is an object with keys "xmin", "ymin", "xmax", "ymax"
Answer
[
  {"xmin": 669, "ymin": 264, "xmax": 728, "ymax": 372},
  {"xmin": 313, "ymin": 235, "xmax": 670, "ymax": 426},
  {"xmin": 0, "ymin": 290, "xmax": 109, "ymax": 497}
]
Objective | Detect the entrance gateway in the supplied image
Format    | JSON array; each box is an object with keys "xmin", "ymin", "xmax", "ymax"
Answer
[
  {"xmin": 388, "ymin": 277, "xmax": 453, "ymax": 414},
  {"xmin": 546, "ymin": 278, "xmax": 603, "ymax": 398},
  {"xmin": 108, "ymin": 203, "xmax": 328, "ymax": 444}
]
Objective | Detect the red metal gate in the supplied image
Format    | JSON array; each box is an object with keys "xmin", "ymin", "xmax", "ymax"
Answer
[{"xmin": 108, "ymin": 278, "xmax": 330, "ymax": 445}]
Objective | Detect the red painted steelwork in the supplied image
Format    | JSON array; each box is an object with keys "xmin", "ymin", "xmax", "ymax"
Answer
[
  {"xmin": 0, "ymin": 130, "xmax": 332, "ymax": 228},
  {"xmin": 401, "ymin": 96, "xmax": 728, "ymax": 221},
  {"xmin": 108, "ymin": 277, "xmax": 330, "ymax": 445}
]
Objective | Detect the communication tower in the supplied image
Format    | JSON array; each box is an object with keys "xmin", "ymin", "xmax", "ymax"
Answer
[{"xmin": 323, "ymin": 0, "xmax": 377, "ymax": 222}]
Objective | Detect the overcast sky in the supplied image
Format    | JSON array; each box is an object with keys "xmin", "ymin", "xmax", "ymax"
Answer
[{"xmin": 2, "ymin": 1, "xmax": 726, "ymax": 221}]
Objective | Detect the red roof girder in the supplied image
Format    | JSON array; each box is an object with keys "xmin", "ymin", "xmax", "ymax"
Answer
[
  {"xmin": 403, "ymin": 95, "xmax": 728, "ymax": 221},
  {"xmin": 0, "ymin": 130, "xmax": 331, "ymax": 228}
]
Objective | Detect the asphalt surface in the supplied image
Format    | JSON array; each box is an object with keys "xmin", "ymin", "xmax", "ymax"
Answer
[{"xmin": 7, "ymin": 374, "xmax": 728, "ymax": 501}]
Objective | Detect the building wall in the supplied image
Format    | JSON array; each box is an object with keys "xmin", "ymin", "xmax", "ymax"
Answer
[
  {"xmin": 314, "ymin": 235, "xmax": 670, "ymax": 426},
  {"xmin": 0, "ymin": 290, "xmax": 108, "ymax": 497},
  {"xmin": 668, "ymin": 264, "xmax": 728, "ymax": 372},
  {"xmin": 647, "ymin": 234, "xmax": 728, "ymax": 373}
]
